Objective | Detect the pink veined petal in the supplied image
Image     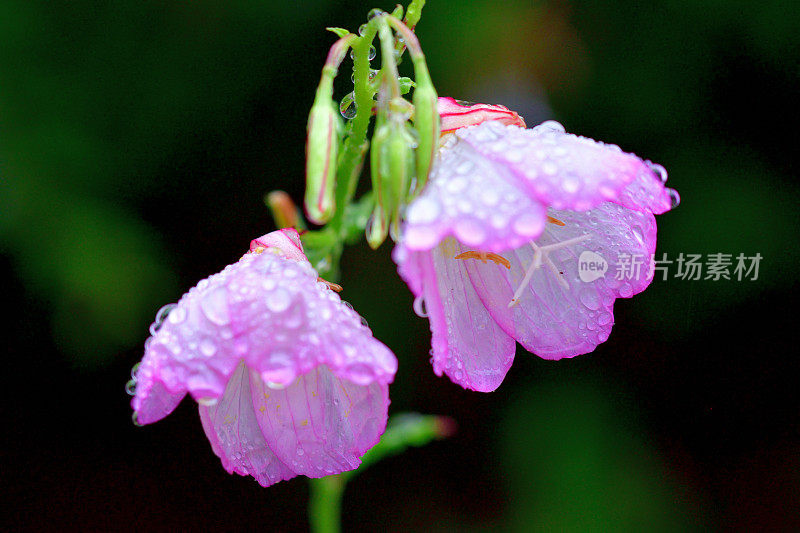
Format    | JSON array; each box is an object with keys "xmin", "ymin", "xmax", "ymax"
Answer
[
  {"xmin": 403, "ymin": 135, "xmax": 549, "ymax": 254},
  {"xmin": 249, "ymin": 364, "xmax": 388, "ymax": 477},
  {"xmin": 456, "ymin": 121, "xmax": 669, "ymax": 214},
  {"xmin": 199, "ymin": 361, "xmax": 296, "ymax": 487},
  {"xmin": 438, "ymin": 97, "xmax": 526, "ymax": 133},
  {"xmin": 463, "ymin": 202, "xmax": 657, "ymax": 360},
  {"xmin": 132, "ymin": 251, "xmax": 395, "ymax": 413},
  {"xmin": 403, "ymin": 242, "xmax": 515, "ymax": 392}
]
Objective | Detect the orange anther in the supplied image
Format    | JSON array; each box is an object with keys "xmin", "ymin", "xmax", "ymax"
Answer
[
  {"xmin": 547, "ymin": 215, "xmax": 565, "ymax": 226},
  {"xmin": 454, "ymin": 251, "xmax": 511, "ymax": 269}
]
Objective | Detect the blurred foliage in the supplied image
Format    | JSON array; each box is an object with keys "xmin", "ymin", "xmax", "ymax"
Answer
[
  {"xmin": 1, "ymin": 0, "xmax": 798, "ymax": 530},
  {"xmin": 501, "ymin": 378, "xmax": 708, "ymax": 530}
]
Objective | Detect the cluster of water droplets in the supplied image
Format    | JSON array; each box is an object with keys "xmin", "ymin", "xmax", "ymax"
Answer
[{"xmin": 645, "ymin": 160, "xmax": 680, "ymax": 209}]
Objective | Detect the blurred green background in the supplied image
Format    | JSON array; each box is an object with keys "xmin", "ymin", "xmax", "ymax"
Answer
[{"xmin": 2, "ymin": 1, "xmax": 798, "ymax": 530}]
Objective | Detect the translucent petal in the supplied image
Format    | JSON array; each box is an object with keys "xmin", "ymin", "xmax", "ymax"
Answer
[
  {"xmin": 250, "ymin": 365, "xmax": 388, "ymax": 477},
  {"xmin": 199, "ymin": 362, "xmax": 296, "ymax": 487}
]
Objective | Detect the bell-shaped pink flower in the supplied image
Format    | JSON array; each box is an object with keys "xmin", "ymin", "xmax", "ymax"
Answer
[
  {"xmin": 394, "ymin": 99, "xmax": 679, "ymax": 392},
  {"xmin": 129, "ymin": 229, "xmax": 397, "ymax": 486}
]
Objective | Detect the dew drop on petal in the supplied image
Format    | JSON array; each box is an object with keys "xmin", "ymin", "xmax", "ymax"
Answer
[
  {"xmin": 358, "ymin": 23, "xmax": 367, "ymax": 35},
  {"xmin": 200, "ymin": 286, "xmax": 230, "ymax": 326},
  {"xmin": 539, "ymin": 120, "xmax": 565, "ymax": 133},
  {"xmin": 667, "ymin": 188, "xmax": 681, "ymax": 209},
  {"xmin": 166, "ymin": 306, "xmax": 186, "ymax": 325},
  {"xmin": 199, "ymin": 338, "xmax": 217, "ymax": 357},
  {"xmin": 579, "ymin": 289, "xmax": 601, "ymax": 311},
  {"xmin": 132, "ymin": 412, "xmax": 142, "ymax": 427},
  {"xmin": 125, "ymin": 379, "xmax": 137, "ymax": 396},
  {"xmin": 407, "ymin": 197, "xmax": 441, "ymax": 224},
  {"xmin": 413, "ymin": 295, "xmax": 428, "ymax": 317},
  {"xmin": 130, "ymin": 362, "xmax": 141, "ymax": 379},
  {"xmin": 367, "ymin": 8, "xmax": 385, "ymax": 19},
  {"xmin": 646, "ymin": 161, "xmax": 668, "ymax": 183},
  {"xmin": 266, "ymin": 289, "xmax": 291, "ymax": 313}
]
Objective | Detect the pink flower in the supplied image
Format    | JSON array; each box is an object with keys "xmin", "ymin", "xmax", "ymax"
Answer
[
  {"xmin": 394, "ymin": 99, "xmax": 679, "ymax": 392},
  {"xmin": 129, "ymin": 229, "xmax": 397, "ymax": 486}
]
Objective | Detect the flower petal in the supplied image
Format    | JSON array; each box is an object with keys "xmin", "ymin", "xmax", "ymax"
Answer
[
  {"xmin": 438, "ymin": 97, "xmax": 526, "ymax": 133},
  {"xmin": 133, "ymin": 251, "xmax": 396, "ymax": 415},
  {"xmin": 249, "ymin": 365, "xmax": 388, "ymax": 477},
  {"xmin": 457, "ymin": 121, "xmax": 670, "ymax": 214},
  {"xmin": 398, "ymin": 242, "xmax": 516, "ymax": 392},
  {"xmin": 199, "ymin": 361, "xmax": 296, "ymax": 487},
  {"xmin": 464, "ymin": 202, "xmax": 657, "ymax": 359},
  {"xmin": 131, "ymin": 351, "xmax": 186, "ymax": 425},
  {"xmin": 403, "ymin": 135, "xmax": 548, "ymax": 253}
]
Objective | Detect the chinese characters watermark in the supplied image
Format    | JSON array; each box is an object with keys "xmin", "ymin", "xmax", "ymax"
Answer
[{"xmin": 577, "ymin": 252, "xmax": 762, "ymax": 282}]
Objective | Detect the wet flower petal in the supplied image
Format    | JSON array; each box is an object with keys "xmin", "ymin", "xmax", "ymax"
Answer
[
  {"xmin": 131, "ymin": 229, "xmax": 397, "ymax": 486},
  {"xmin": 396, "ymin": 108, "xmax": 676, "ymax": 391}
]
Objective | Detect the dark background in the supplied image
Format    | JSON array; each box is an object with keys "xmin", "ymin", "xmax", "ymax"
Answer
[{"xmin": 2, "ymin": 1, "xmax": 798, "ymax": 530}]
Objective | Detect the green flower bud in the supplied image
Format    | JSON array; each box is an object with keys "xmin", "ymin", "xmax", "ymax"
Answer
[
  {"xmin": 411, "ymin": 62, "xmax": 439, "ymax": 195},
  {"xmin": 304, "ymin": 85, "xmax": 341, "ymax": 224}
]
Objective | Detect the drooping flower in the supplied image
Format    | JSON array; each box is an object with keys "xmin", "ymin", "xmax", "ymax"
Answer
[
  {"xmin": 128, "ymin": 229, "xmax": 397, "ymax": 486},
  {"xmin": 394, "ymin": 98, "xmax": 679, "ymax": 392}
]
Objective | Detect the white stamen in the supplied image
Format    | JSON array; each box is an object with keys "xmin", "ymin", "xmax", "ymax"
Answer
[{"xmin": 508, "ymin": 233, "xmax": 592, "ymax": 307}]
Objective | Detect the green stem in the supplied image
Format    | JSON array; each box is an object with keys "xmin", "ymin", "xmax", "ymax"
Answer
[
  {"xmin": 308, "ymin": 475, "xmax": 346, "ymax": 533},
  {"xmin": 329, "ymin": 24, "xmax": 379, "ymax": 235}
]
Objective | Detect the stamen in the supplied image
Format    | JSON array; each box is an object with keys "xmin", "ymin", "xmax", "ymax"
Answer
[
  {"xmin": 454, "ymin": 251, "xmax": 511, "ymax": 269},
  {"xmin": 547, "ymin": 215, "xmax": 566, "ymax": 226},
  {"xmin": 508, "ymin": 233, "xmax": 592, "ymax": 307},
  {"xmin": 318, "ymin": 277, "xmax": 343, "ymax": 292}
]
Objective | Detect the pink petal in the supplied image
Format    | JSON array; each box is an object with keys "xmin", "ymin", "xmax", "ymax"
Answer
[
  {"xmin": 131, "ymin": 353, "xmax": 186, "ymax": 425},
  {"xmin": 403, "ymin": 134, "xmax": 549, "ymax": 254},
  {"xmin": 457, "ymin": 121, "xmax": 670, "ymax": 214},
  {"xmin": 438, "ymin": 97, "xmax": 526, "ymax": 133},
  {"xmin": 133, "ymin": 250, "xmax": 396, "ymax": 420},
  {"xmin": 249, "ymin": 228, "xmax": 308, "ymax": 262},
  {"xmin": 249, "ymin": 365, "xmax": 388, "ymax": 477},
  {"xmin": 399, "ymin": 244, "xmax": 516, "ymax": 392},
  {"xmin": 464, "ymin": 203, "xmax": 657, "ymax": 359},
  {"xmin": 199, "ymin": 362, "xmax": 296, "ymax": 487}
]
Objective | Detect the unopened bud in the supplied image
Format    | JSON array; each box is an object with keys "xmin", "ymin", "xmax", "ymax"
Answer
[
  {"xmin": 411, "ymin": 62, "xmax": 439, "ymax": 195},
  {"xmin": 304, "ymin": 89, "xmax": 341, "ymax": 224},
  {"xmin": 438, "ymin": 96, "xmax": 526, "ymax": 133}
]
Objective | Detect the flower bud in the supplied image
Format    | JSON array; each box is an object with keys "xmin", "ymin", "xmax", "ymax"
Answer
[
  {"xmin": 411, "ymin": 61, "xmax": 439, "ymax": 195},
  {"xmin": 304, "ymin": 90, "xmax": 341, "ymax": 224}
]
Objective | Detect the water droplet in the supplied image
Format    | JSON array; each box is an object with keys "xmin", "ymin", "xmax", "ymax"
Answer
[
  {"xmin": 198, "ymin": 397, "xmax": 218, "ymax": 407},
  {"xmin": 368, "ymin": 45, "xmax": 377, "ymax": 61},
  {"xmin": 367, "ymin": 8, "xmax": 385, "ymax": 19},
  {"xmin": 199, "ymin": 338, "xmax": 217, "ymax": 356},
  {"xmin": 413, "ymin": 296, "xmax": 428, "ymax": 317},
  {"xmin": 579, "ymin": 289, "xmax": 601, "ymax": 311},
  {"xmin": 297, "ymin": 448, "xmax": 305, "ymax": 456},
  {"xmin": 167, "ymin": 306, "xmax": 186, "ymax": 325},
  {"xmin": 539, "ymin": 120, "xmax": 565, "ymax": 133},
  {"xmin": 130, "ymin": 362, "xmax": 141, "ymax": 379},
  {"xmin": 200, "ymin": 286, "xmax": 230, "ymax": 326},
  {"xmin": 646, "ymin": 161, "xmax": 668, "ymax": 183},
  {"xmin": 125, "ymin": 379, "xmax": 137, "ymax": 396},
  {"xmin": 358, "ymin": 23, "xmax": 367, "ymax": 35},
  {"xmin": 360, "ymin": 315, "xmax": 369, "ymax": 328},
  {"xmin": 150, "ymin": 303, "xmax": 176, "ymax": 335},
  {"xmin": 132, "ymin": 412, "xmax": 142, "ymax": 427},
  {"xmin": 407, "ymin": 197, "xmax": 440, "ymax": 224},
  {"xmin": 340, "ymin": 92, "xmax": 357, "ymax": 119},
  {"xmin": 266, "ymin": 288, "xmax": 291, "ymax": 313},
  {"xmin": 667, "ymin": 188, "xmax": 681, "ymax": 209}
]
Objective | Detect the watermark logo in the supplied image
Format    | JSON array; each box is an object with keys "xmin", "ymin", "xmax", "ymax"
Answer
[{"xmin": 578, "ymin": 251, "xmax": 607, "ymax": 282}]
